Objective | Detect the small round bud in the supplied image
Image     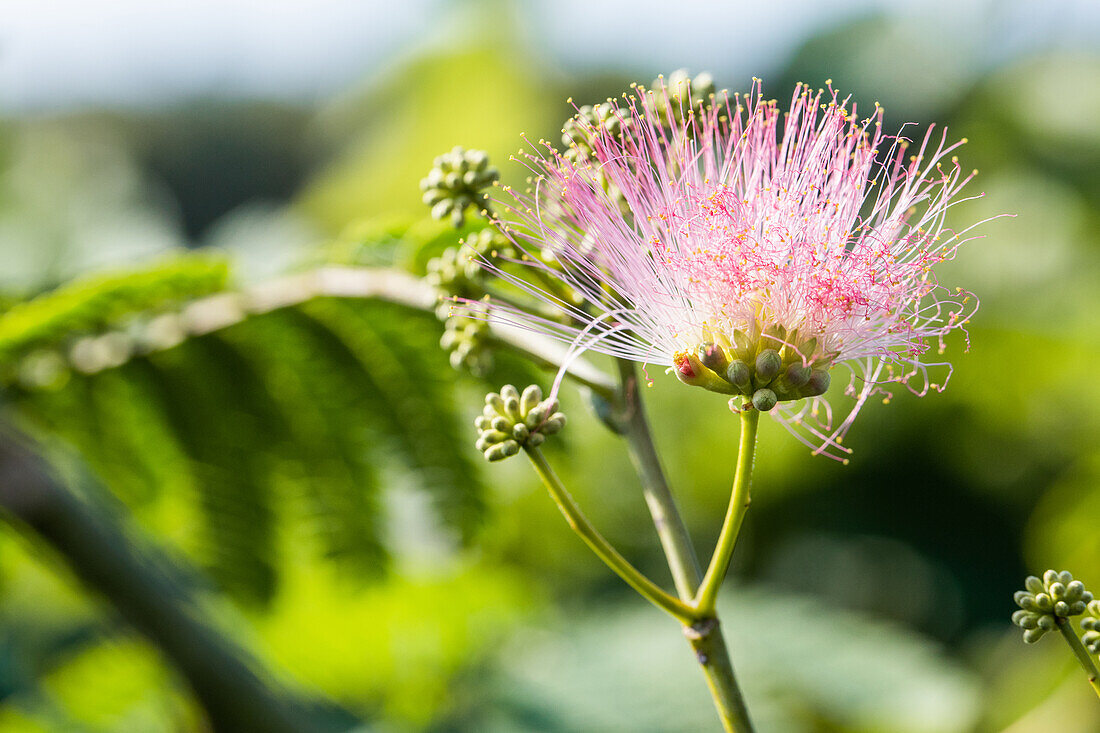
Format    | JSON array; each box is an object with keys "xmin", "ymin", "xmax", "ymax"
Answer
[
  {"xmin": 752, "ymin": 388, "xmax": 777, "ymax": 412},
  {"xmin": 755, "ymin": 350, "xmax": 781, "ymax": 383},
  {"xmin": 520, "ymin": 385, "xmax": 543, "ymax": 415},
  {"xmin": 783, "ymin": 362, "xmax": 812, "ymax": 389},
  {"xmin": 698, "ymin": 342, "xmax": 730, "ymax": 373},
  {"xmin": 725, "ymin": 360, "xmax": 752, "ymax": 390},
  {"xmin": 1022, "ymin": 628, "xmax": 1047, "ymax": 644},
  {"xmin": 799, "ymin": 370, "xmax": 831, "ymax": 398}
]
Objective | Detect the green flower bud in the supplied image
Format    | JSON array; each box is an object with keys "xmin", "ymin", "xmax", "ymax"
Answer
[
  {"xmin": 799, "ymin": 370, "xmax": 831, "ymax": 398},
  {"xmin": 783, "ymin": 362, "xmax": 812, "ymax": 389},
  {"xmin": 752, "ymin": 388, "xmax": 777, "ymax": 412},
  {"xmin": 1082, "ymin": 610, "xmax": 1100, "ymax": 655},
  {"xmin": 475, "ymin": 384, "xmax": 567, "ymax": 461},
  {"xmin": 520, "ymin": 384, "xmax": 543, "ymax": 415},
  {"xmin": 725, "ymin": 360, "xmax": 752, "ymax": 391},
  {"xmin": 1023, "ymin": 628, "xmax": 1047, "ymax": 644},
  {"xmin": 754, "ymin": 349, "xmax": 781, "ymax": 384},
  {"xmin": 673, "ymin": 350, "xmax": 735, "ymax": 394},
  {"xmin": 698, "ymin": 342, "xmax": 730, "ymax": 373},
  {"xmin": 485, "ymin": 440, "xmax": 520, "ymax": 462}
]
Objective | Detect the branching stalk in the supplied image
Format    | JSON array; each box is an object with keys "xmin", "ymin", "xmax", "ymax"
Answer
[
  {"xmin": 612, "ymin": 360, "xmax": 755, "ymax": 732},
  {"xmin": 523, "ymin": 445, "xmax": 697, "ymax": 625}
]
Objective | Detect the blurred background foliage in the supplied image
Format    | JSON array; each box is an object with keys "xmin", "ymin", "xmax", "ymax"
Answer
[{"xmin": 0, "ymin": 0, "xmax": 1098, "ymax": 730}]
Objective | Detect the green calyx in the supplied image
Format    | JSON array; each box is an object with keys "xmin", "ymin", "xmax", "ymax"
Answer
[
  {"xmin": 475, "ymin": 384, "xmax": 566, "ymax": 461},
  {"xmin": 1012, "ymin": 570, "xmax": 1095, "ymax": 643},
  {"xmin": 1082, "ymin": 600, "xmax": 1100, "ymax": 655},
  {"xmin": 672, "ymin": 324, "xmax": 836, "ymax": 412},
  {"xmin": 420, "ymin": 146, "xmax": 500, "ymax": 228}
]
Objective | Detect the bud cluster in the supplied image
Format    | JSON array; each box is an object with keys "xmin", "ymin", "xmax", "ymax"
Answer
[
  {"xmin": 425, "ymin": 229, "xmax": 515, "ymax": 374},
  {"xmin": 562, "ymin": 102, "xmax": 632, "ymax": 163},
  {"xmin": 561, "ymin": 103, "xmax": 632, "ymax": 213},
  {"xmin": 420, "ymin": 146, "xmax": 499, "ymax": 227},
  {"xmin": 1012, "ymin": 570, "xmax": 1095, "ymax": 643},
  {"xmin": 441, "ymin": 307, "xmax": 491, "ymax": 373},
  {"xmin": 1082, "ymin": 601, "xmax": 1100, "ymax": 655},
  {"xmin": 652, "ymin": 69, "xmax": 720, "ymax": 128},
  {"xmin": 673, "ymin": 324, "xmax": 836, "ymax": 412},
  {"xmin": 475, "ymin": 384, "xmax": 566, "ymax": 461}
]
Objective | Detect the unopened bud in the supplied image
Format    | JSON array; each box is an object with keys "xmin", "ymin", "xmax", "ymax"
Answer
[
  {"xmin": 754, "ymin": 350, "xmax": 781, "ymax": 383},
  {"xmin": 698, "ymin": 342, "xmax": 730, "ymax": 373},
  {"xmin": 799, "ymin": 370, "xmax": 831, "ymax": 398},
  {"xmin": 726, "ymin": 360, "xmax": 752, "ymax": 391},
  {"xmin": 752, "ymin": 388, "xmax": 777, "ymax": 412},
  {"xmin": 784, "ymin": 362, "xmax": 812, "ymax": 388}
]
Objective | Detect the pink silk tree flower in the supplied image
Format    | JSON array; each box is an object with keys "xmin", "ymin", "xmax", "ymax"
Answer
[{"xmin": 470, "ymin": 78, "xmax": 986, "ymax": 460}]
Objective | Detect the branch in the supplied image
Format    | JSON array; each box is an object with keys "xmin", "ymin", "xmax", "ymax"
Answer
[{"xmin": 65, "ymin": 266, "xmax": 616, "ymax": 397}]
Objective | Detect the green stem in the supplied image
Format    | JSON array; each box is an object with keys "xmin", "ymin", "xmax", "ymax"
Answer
[
  {"xmin": 523, "ymin": 445, "xmax": 697, "ymax": 625},
  {"xmin": 615, "ymin": 359, "xmax": 703, "ymax": 599},
  {"xmin": 695, "ymin": 409, "xmax": 759, "ymax": 615},
  {"xmin": 612, "ymin": 360, "xmax": 755, "ymax": 732},
  {"xmin": 684, "ymin": 619, "xmax": 756, "ymax": 733},
  {"xmin": 1057, "ymin": 617, "xmax": 1100, "ymax": 700}
]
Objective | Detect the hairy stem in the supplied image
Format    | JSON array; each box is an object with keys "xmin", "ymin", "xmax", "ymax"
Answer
[
  {"xmin": 523, "ymin": 445, "xmax": 696, "ymax": 624},
  {"xmin": 1057, "ymin": 617, "xmax": 1100, "ymax": 700},
  {"xmin": 696, "ymin": 409, "xmax": 759, "ymax": 615}
]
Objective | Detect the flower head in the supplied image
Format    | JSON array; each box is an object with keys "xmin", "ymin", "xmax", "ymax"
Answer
[{"xmin": 469, "ymin": 78, "xmax": 985, "ymax": 460}]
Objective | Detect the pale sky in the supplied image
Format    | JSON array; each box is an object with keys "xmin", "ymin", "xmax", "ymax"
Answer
[{"xmin": 0, "ymin": 0, "xmax": 1095, "ymax": 112}]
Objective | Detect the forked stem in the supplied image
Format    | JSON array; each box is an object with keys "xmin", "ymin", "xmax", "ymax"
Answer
[
  {"xmin": 523, "ymin": 446, "xmax": 697, "ymax": 625},
  {"xmin": 613, "ymin": 361, "xmax": 755, "ymax": 732}
]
